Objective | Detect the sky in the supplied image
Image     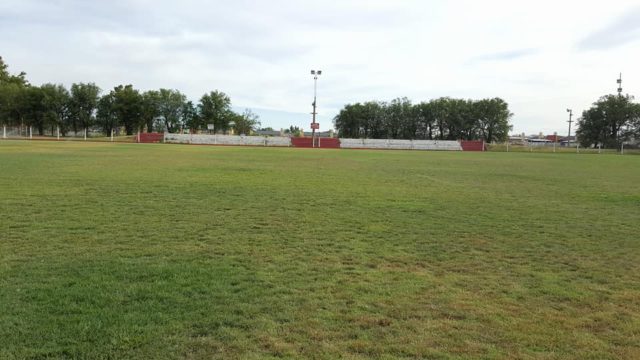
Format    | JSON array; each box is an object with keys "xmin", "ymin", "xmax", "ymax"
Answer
[{"xmin": 1, "ymin": 0, "xmax": 640, "ymax": 135}]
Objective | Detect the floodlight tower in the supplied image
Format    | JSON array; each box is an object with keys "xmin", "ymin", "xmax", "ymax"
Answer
[
  {"xmin": 566, "ymin": 109, "xmax": 573, "ymax": 147},
  {"xmin": 617, "ymin": 73, "xmax": 623, "ymax": 96},
  {"xmin": 310, "ymin": 70, "xmax": 322, "ymax": 147}
]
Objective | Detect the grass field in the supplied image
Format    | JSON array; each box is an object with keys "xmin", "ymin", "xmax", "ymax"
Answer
[{"xmin": 1, "ymin": 141, "xmax": 639, "ymax": 359}]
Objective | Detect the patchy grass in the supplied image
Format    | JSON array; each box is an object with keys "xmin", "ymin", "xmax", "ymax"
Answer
[{"xmin": 1, "ymin": 141, "xmax": 639, "ymax": 359}]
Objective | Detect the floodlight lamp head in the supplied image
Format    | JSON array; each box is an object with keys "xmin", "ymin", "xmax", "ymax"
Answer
[
  {"xmin": 317, "ymin": 70, "xmax": 322, "ymax": 75},
  {"xmin": 311, "ymin": 70, "xmax": 316, "ymax": 75},
  {"xmin": 566, "ymin": 109, "xmax": 571, "ymax": 113}
]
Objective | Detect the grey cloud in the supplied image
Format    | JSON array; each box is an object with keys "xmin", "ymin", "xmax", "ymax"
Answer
[
  {"xmin": 577, "ymin": 7, "xmax": 640, "ymax": 50},
  {"xmin": 473, "ymin": 48, "xmax": 538, "ymax": 62}
]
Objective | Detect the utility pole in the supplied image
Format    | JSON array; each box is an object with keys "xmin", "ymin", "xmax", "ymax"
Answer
[
  {"xmin": 566, "ymin": 109, "xmax": 573, "ymax": 147},
  {"xmin": 310, "ymin": 70, "xmax": 322, "ymax": 148}
]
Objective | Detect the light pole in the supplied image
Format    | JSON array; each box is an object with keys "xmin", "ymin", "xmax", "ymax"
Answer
[
  {"xmin": 310, "ymin": 70, "xmax": 322, "ymax": 147},
  {"xmin": 566, "ymin": 109, "xmax": 573, "ymax": 147}
]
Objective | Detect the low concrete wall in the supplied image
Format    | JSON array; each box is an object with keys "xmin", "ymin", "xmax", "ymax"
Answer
[
  {"xmin": 164, "ymin": 134, "xmax": 291, "ymax": 147},
  {"xmin": 339, "ymin": 138, "xmax": 462, "ymax": 151}
]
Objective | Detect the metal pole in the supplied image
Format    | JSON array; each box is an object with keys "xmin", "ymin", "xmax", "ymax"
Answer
[
  {"xmin": 312, "ymin": 75, "xmax": 317, "ymax": 148},
  {"xmin": 506, "ymin": 140, "xmax": 509, "ymax": 152},
  {"xmin": 621, "ymin": 143, "xmax": 624, "ymax": 155},
  {"xmin": 567, "ymin": 109, "xmax": 573, "ymax": 147},
  {"xmin": 57, "ymin": 125, "xmax": 60, "ymax": 140},
  {"xmin": 2, "ymin": 125, "xmax": 5, "ymax": 139},
  {"xmin": 84, "ymin": 128, "xmax": 87, "ymax": 141},
  {"xmin": 29, "ymin": 126, "xmax": 32, "ymax": 139},
  {"xmin": 111, "ymin": 129, "xmax": 114, "ymax": 142}
]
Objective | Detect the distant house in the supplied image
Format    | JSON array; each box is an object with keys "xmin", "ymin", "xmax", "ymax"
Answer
[
  {"xmin": 545, "ymin": 135, "xmax": 560, "ymax": 143},
  {"xmin": 559, "ymin": 136, "xmax": 576, "ymax": 147},
  {"xmin": 255, "ymin": 129, "xmax": 284, "ymax": 137},
  {"xmin": 302, "ymin": 130, "xmax": 335, "ymax": 138},
  {"xmin": 526, "ymin": 138, "xmax": 553, "ymax": 146}
]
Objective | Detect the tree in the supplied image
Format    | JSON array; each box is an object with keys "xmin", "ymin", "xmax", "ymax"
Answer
[
  {"xmin": 284, "ymin": 125, "xmax": 303, "ymax": 137},
  {"xmin": 96, "ymin": 93, "xmax": 118, "ymax": 136},
  {"xmin": 111, "ymin": 85, "xmax": 143, "ymax": 135},
  {"xmin": 232, "ymin": 109, "xmax": 261, "ymax": 135},
  {"xmin": 333, "ymin": 101, "xmax": 384, "ymax": 138},
  {"xmin": 576, "ymin": 94, "xmax": 640, "ymax": 148},
  {"xmin": 69, "ymin": 83, "xmax": 100, "ymax": 135},
  {"xmin": 0, "ymin": 56, "xmax": 28, "ymax": 87},
  {"xmin": 141, "ymin": 90, "xmax": 160, "ymax": 132},
  {"xmin": 181, "ymin": 101, "xmax": 200, "ymax": 133},
  {"xmin": 0, "ymin": 57, "xmax": 29, "ymax": 128},
  {"xmin": 198, "ymin": 90, "xmax": 232, "ymax": 133},
  {"xmin": 472, "ymin": 98, "xmax": 512, "ymax": 142},
  {"xmin": 385, "ymin": 97, "xmax": 413, "ymax": 139},
  {"xmin": 414, "ymin": 101, "xmax": 436, "ymax": 140},
  {"xmin": 40, "ymin": 83, "xmax": 71, "ymax": 136},
  {"xmin": 18, "ymin": 86, "xmax": 47, "ymax": 135},
  {"xmin": 156, "ymin": 89, "xmax": 187, "ymax": 133}
]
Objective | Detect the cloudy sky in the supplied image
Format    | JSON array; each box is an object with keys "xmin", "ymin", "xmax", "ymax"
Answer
[{"xmin": 1, "ymin": 0, "xmax": 640, "ymax": 135}]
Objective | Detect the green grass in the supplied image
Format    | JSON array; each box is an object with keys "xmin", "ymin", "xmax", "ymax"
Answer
[{"xmin": 1, "ymin": 141, "xmax": 639, "ymax": 359}]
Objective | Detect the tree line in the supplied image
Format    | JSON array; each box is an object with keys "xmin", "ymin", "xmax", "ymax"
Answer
[
  {"xmin": 576, "ymin": 94, "xmax": 640, "ymax": 148},
  {"xmin": 0, "ymin": 57, "xmax": 260, "ymax": 136},
  {"xmin": 333, "ymin": 97, "xmax": 513, "ymax": 142}
]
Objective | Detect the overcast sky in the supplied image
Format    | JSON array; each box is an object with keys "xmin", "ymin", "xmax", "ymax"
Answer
[{"xmin": 1, "ymin": 0, "xmax": 640, "ymax": 134}]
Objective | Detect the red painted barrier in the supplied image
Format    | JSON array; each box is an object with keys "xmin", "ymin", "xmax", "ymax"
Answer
[
  {"xmin": 138, "ymin": 132, "xmax": 164, "ymax": 143},
  {"xmin": 460, "ymin": 140, "xmax": 485, "ymax": 151},
  {"xmin": 291, "ymin": 137, "xmax": 340, "ymax": 148}
]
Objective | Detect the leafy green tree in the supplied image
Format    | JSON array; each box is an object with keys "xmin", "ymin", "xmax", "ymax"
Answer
[
  {"xmin": 111, "ymin": 85, "xmax": 143, "ymax": 135},
  {"xmin": 0, "ymin": 57, "xmax": 29, "ymax": 128},
  {"xmin": 157, "ymin": 89, "xmax": 187, "ymax": 133},
  {"xmin": 69, "ymin": 83, "xmax": 100, "ymax": 135},
  {"xmin": 18, "ymin": 87, "xmax": 47, "ymax": 134},
  {"xmin": 232, "ymin": 109, "xmax": 261, "ymax": 135},
  {"xmin": 385, "ymin": 97, "xmax": 413, "ymax": 139},
  {"xmin": 333, "ymin": 101, "xmax": 384, "ymax": 138},
  {"xmin": 472, "ymin": 98, "xmax": 512, "ymax": 142},
  {"xmin": 284, "ymin": 125, "xmax": 303, "ymax": 137},
  {"xmin": 0, "ymin": 56, "xmax": 28, "ymax": 87},
  {"xmin": 41, "ymin": 83, "xmax": 71, "ymax": 136},
  {"xmin": 181, "ymin": 101, "xmax": 200, "ymax": 133},
  {"xmin": 576, "ymin": 94, "xmax": 640, "ymax": 148},
  {"xmin": 198, "ymin": 90, "xmax": 232, "ymax": 133},
  {"xmin": 96, "ymin": 93, "xmax": 118, "ymax": 136},
  {"xmin": 141, "ymin": 90, "xmax": 160, "ymax": 132},
  {"xmin": 414, "ymin": 101, "xmax": 436, "ymax": 140}
]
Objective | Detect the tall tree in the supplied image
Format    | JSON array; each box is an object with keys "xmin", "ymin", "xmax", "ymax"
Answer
[
  {"xmin": 18, "ymin": 87, "xmax": 47, "ymax": 135},
  {"xmin": 232, "ymin": 109, "xmax": 261, "ymax": 135},
  {"xmin": 96, "ymin": 93, "xmax": 118, "ymax": 136},
  {"xmin": 0, "ymin": 57, "xmax": 29, "ymax": 128},
  {"xmin": 141, "ymin": 90, "xmax": 160, "ymax": 132},
  {"xmin": 181, "ymin": 100, "xmax": 200, "ymax": 133},
  {"xmin": 157, "ymin": 89, "xmax": 187, "ymax": 133},
  {"xmin": 69, "ymin": 83, "xmax": 100, "ymax": 135},
  {"xmin": 198, "ymin": 90, "xmax": 232, "ymax": 133},
  {"xmin": 576, "ymin": 94, "xmax": 640, "ymax": 148},
  {"xmin": 41, "ymin": 83, "xmax": 71, "ymax": 136},
  {"xmin": 111, "ymin": 85, "xmax": 143, "ymax": 135},
  {"xmin": 0, "ymin": 56, "xmax": 28, "ymax": 87},
  {"xmin": 414, "ymin": 101, "xmax": 436, "ymax": 140},
  {"xmin": 473, "ymin": 98, "xmax": 512, "ymax": 142}
]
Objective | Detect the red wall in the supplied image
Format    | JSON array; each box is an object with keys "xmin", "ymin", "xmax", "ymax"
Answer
[
  {"xmin": 291, "ymin": 137, "xmax": 340, "ymax": 148},
  {"xmin": 138, "ymin": 133, "xmax": 164, "ymax": 143},
  {"xmin": 460, "ymin": 140, "xmax": 485, "ymax": 151}
]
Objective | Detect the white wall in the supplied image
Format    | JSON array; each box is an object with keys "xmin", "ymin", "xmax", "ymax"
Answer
[
  {"xmin": 339, "ymin": 138, "xmax": 462, "ymax": 151},
  {"xmin": 164, "ymin": 133, "xmax": 291, "ymax": 147}
]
